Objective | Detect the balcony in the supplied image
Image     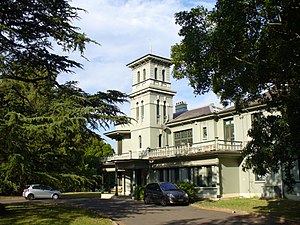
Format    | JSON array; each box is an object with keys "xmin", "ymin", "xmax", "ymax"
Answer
[{"xmin": 102, "ymin": 139, "xmax": 243, "ymax": 163}]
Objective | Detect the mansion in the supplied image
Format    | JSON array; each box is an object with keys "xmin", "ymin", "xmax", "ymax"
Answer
[{"xmin": 102, "ymin": 54, "xmax": 300, "ymax": 200}]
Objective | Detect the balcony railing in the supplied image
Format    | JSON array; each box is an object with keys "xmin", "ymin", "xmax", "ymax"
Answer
[
  {"xmin": 147, "ymin": 139, "xmax": 243, "ymax": 158},
  {"xmin": 102, "ymin": 139, "xmax": 243, "ymax": 162}
]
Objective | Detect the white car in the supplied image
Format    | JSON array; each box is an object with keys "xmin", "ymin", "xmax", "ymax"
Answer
[{"xmin": 23, "ymin": 184, "xmax": 61, "ymax": 200}]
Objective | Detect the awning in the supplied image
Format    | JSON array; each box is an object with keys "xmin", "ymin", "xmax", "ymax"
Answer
[{"xmin": 152, "ymin": 158, "xmax": 219, "ymax": 169}]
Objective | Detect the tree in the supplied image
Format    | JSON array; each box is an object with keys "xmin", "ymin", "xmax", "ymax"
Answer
[
  {"xmin": 0, "ymin": 0, "xmax": 96, "ymax": 83},
  {"xmin": 0, "ymin": 1, "xmax": 130, "ymax": 194},
  {"xmin": 171, "ymin": 0, "xmax": 300, "ymax": 190},
  {"xmin": 0, "ymin": 77, "xmax": 129, "ymax": 194}
]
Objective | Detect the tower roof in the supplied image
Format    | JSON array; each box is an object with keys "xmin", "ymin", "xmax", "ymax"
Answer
[{"xmin": 126, "ymin": 54, "xmax": 172, "ymax": 69}]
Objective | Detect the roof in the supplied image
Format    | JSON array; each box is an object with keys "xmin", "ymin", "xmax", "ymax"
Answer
[
  {"xmin": 126, "ymin": 54, "xmax": 172, "ymax": 69},
  {"xmin": 104, "ymin": 130, "xmax": 131, "ymax": 139},
  {"xmin": 169, "ymin": 104, "xmax": 221, "ymax": 124}
]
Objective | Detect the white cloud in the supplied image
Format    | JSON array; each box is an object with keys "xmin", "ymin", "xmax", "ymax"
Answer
[{"xmin": 57, "ymin": 0, "xmax": 218, "ymax": 144}]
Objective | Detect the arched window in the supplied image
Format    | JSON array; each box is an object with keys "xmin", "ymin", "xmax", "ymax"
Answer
[
  {"xmin": 162, "ymin": 69, "xmax": 165, "ymax": 81},
  {"xmin": 139, "ymin": 135, "xmax": 142, "ymax": 148},
  {"xmin": 141, "ymin": 100, "xmax": 144, "ymax": 121},
  {"xmin": 137, "ymin": 71, "xmax": 140, "ymax": 83},
  {"xmin": 154, "ymin": 68, "xmax": 158, "ymax": 79},
  {"xmin": 159, "ymin": 134, "xmax": 162, "ymax": 147},
  {"xmin": 163, "ymin": 101, "xmax": 167, "ymax": 119},
  {"xmin": 156, "ymin": 100, "xmax": 160, "ymax": 118},
  {"xmin": 143, "ymin": 69, "xmax": 146, "ymax": 80},
  {"xmin": 136, "ymin": 102, "xmax": 139, "ymax": 121}
]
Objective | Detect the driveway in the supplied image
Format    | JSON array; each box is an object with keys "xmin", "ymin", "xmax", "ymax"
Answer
[{"xmin": 54, "ymin": 197, "xmax": 297, "ymax": 225}]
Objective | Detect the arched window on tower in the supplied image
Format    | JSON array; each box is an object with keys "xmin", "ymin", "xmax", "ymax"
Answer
[
  {"xmin": 141, "ymin": 100, "xmax": 144, "ymax": 121},
  {"xmin": 159, "ymin": 134, "xmax": 162, "ymax": 147},
  {"xmin": 154, "ymin": 68, "xmax": 158, "ymax": 80},
  {"xmin": 156, "ymin": 99, "xmax": 160, "ymax": 123},
  {"xmin": 162, "ymin": 69, "xmax": 165, "ymax": 81},
  {"xmin": 137, "ymin": 71, "xmax": 140, "ymax": 83},
  {"xmin": 139, "ymin": 135, "xmax": 142, "ymax": 148},
  {"xmin": 163, "ymin": 101, "xmax": 167, "ymax": 120},
  {"xmin": 143, "ymin": 69, "xmax": 146, "ymax": 80},
  {"xmin": 136, "ymin": 102, "xmax": 139, "ymax": 121}
]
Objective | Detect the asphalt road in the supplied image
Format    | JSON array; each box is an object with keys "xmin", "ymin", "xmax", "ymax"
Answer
[
  {"xmin": 54, "ymin": 197, "xmax": 298, "ymax": 225},
  {"xmin": 1, "ymin": 197, "xmax": 298, "ymax": 225}
]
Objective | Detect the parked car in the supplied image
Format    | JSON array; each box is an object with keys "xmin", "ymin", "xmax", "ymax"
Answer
[
  {"xmin": 22, "ymin": 184, "xmax": 61, "ymax": 200},
  {"xmin": 144, "ymin": 182, "xmax": 189, "ymax": 206}
]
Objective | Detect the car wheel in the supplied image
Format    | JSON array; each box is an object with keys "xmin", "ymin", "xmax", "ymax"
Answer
[
  {"xmin": 27, "ymin": 194, "xmax": 34, "ymax": 200},
  {"xmin": 52, "ymin": 194, "xmax": 59, "ymax": 200},
  {"xmin": 160, "ymin": 197, "xmax": 167, "ymax": 206},
  {"xmin": 144, "ymin": 196, "xmax": 151, "ymax": 204}
]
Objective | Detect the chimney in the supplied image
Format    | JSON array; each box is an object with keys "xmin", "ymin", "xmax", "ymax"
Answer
[{"xmin": 175, "ymin": 101, "xmax": 188, "ymax": 113}]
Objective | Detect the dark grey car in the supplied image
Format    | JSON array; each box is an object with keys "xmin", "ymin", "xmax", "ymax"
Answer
[{"xmin": 144, "ymin": 182, "xmax": 189, "ymax": 206}]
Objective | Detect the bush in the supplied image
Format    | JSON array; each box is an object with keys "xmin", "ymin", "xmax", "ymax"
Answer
[
  {"xmin": 177, "ymin": 182, "xmax": 196, "ymax": 203},
  {"xmin": 133, "ymin": 185, "xmax": 145, "ymax": 200},
  {"xmin": 0, "ymin": 204, "xmax": 6, "ymax": 213}
]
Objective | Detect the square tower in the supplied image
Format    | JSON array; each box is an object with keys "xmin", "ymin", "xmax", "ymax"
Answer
[{"xmin": 127, "ymin": 54, "xmax": 176, "ymax": 150}]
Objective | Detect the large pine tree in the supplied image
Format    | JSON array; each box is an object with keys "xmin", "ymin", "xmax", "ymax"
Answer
[{"xmin": 0, "ymin": 0, "xmax": 130, "ymax": 194}]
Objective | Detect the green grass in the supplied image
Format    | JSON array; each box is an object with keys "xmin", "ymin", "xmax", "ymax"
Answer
[
  {"xmin": 196, "ymin": 198, "xmax": 300, "ymax": 221},
  {"xmin": 0, "ymin": 202, "xmax": 112, "ymax": 225},
  {"xmin": 61, "ymin": 192, "xmax": 102, "ymax": 199}
]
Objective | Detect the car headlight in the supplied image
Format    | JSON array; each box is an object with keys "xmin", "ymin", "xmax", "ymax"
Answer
[
  {"xmin": 167, "ymin": 193, "xmax": 175, "ymax": 198},
  {"xmin": 184, "ymin": 193, "xmax": 189, "ymax": 198}
]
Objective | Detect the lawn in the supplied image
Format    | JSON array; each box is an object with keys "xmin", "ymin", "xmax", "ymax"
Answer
[
  {"xmin": 0, "ymin": 202, "xmax": 112, "ymax": 225},
  {"xmin": 61, "ymin": 192, "xmax": 103, "ymax": 199},
  {"xmin": 196, "ymin": 197, "xmax": 300, "ymax": 221}
]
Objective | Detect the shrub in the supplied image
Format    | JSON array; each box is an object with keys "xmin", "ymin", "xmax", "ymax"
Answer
[
  {"xmin": 133, "ymin": 185, "xmax": 145, "ymax": 200},
  {"xmin": 177, "ymin": 182, "xmax": 196, "ymax": 203},
  {"xmin": 0, "ymin": 204, "xmax": 5, "ymax": 213}
]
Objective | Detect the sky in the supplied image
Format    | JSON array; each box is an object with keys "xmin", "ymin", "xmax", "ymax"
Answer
[{"xmin": 57, "ymin": 0, "xmax": 218, "ymax": 145}]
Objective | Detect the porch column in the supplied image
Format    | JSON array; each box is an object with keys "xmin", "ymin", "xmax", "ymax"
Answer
[
  {"xmin": 115, "ymin": 166, "xmax": 118, "ymax": 196},
  {"xmin": 132, "ymin": 169, "xmax": 136, "ymax": 197}
]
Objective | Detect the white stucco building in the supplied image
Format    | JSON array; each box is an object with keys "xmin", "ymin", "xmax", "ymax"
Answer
[{"xmin": 103, "ymin": 54, "xmax": 300, "ymax": 200}]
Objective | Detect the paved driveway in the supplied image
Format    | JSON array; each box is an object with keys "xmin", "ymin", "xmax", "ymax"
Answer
[{"xmin": 55, "ymin": 197, "xmax": 297, "ymax": 225}]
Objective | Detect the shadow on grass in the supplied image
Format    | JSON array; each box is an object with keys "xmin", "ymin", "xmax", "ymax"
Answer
[
  {"xmin": 0, "ymin": 201, "xmax": 110, "ymax": 225},
  {"xmin": 252, "ymin": 199, "xmax": 300, "ymax": 222},
  {"xmin": 197, "ymin": 198, "xmax": 300, "ymax": 224}
]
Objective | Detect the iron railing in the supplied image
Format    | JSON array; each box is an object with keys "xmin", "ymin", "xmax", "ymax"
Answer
[{"xmin": 102, "ymin": 138, "xmax": 243, "ymax": 162}]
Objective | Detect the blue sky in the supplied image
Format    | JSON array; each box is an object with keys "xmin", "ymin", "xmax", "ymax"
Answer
[{"xmin": 58, "ymin": 0, "xmax": 218, "ymax": 146}]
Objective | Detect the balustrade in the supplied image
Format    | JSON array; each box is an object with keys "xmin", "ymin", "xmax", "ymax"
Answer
[{"xmin": 102, "ymin": 139, "xmax": 243, "ymax": 162}]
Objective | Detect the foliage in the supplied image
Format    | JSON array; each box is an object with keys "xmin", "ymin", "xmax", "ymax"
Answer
[
  {"xmin": 171, "ymin": 0, "xmax": 300, "ymax": 189},
  {"xmin": 133, "ymin": 185, "xmax": 145, "ymax": 200},
  {"xmin": 0, "ymin": 78, "xmax": 128, "ymax": 194},
  {"xmin": 196, "ymin": 198, "xmax": 300, "ymax": 221},
  {"xmin": 0, "ymin": 203, "xmax": 111, "ymax": 225},
  {"xmin": 0, "ymin": 0, "xmax": 97, "ymax": 83},
  {"xmin": 0, "ymin": 0, "xmax": 130, "ymax": 195},
  {"xmin": 177, "ymin": 182, "xmax": 196, "ymax": 203}
]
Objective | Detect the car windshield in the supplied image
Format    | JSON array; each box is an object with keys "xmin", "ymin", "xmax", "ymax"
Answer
[{"xmin": 160, "ymin": 183, "xmax": 179, "ymax": 191}]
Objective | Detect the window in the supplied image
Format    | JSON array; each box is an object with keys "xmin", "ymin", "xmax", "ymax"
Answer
[
  {"xmin": 174, "ymin": 129, "xmax": 193, "ymax": 146},
  {"xmin": 193, "ymin": 166, "xmax": 214, "ymax": 187},
  {"xmin": 136, "ymin": 102, "xmax": 139, "ymax": 121},
  {"xmin": 154, "ymin": 68, "xmax": 158, "ymax": 79},
  {"xmin": 141, "ymin": 101, "xmax": 144, "ymax": 121},
  {"xmin": 137, "ymin": 71, "xmax": 140, "ymax": 83},
  {"xmin": 202, "ymin": 127, "xmax": 208, "ymax": 140},
  {"xmin": 163, "ymin": 101, "xmax": 167, "ymax": 120},
  {"xmin": 156, "ymin": 99, "xmax": 160, "ymax": 117},
  {"xmin": 224, "ymin": 118, "xmax": 234, "ymax": 142},
  {"xmin": 162, "ymin": 69, "xmax": 165, "ymax": 81},
  {"xmin": 159, "ymin": 134, "xmax": 162, "ymax": 147},
  {"xmin": 143, "ymin": 68, "xmax": 146, "ymax": 80},
  {"xmin": 255, "ymin": 174, "xmax": 266, "ymax": 182},
  {"xmin": 139, "ymin": 135, "xmax": 142, "ymax": 148}
]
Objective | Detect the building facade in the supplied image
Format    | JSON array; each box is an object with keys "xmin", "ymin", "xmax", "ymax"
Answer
[{"xmin": 103, "ymin": 54, "xmax": 300, "ymax": 200}]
